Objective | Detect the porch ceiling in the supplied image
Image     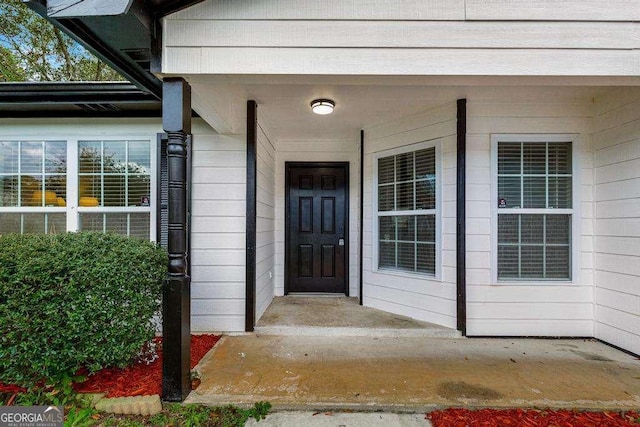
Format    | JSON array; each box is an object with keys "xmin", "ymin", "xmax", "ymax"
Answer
[{"xmin": 182, "ymin": 76, "xmax": 615, "ymax": 141}]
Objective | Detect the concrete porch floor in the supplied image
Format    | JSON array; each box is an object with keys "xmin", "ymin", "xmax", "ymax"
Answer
[
  {"xmin": 254, "ymin": 296, "xmax": 461, "ymax": 338},
  {"xmin": 187, "ymin": 335, "xmax": 640, "ymax": 412}
]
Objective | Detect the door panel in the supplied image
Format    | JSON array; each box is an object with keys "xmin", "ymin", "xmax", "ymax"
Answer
[{"xmin": 286, "ymin": 163, "xmax": 347, "ymax": 293}]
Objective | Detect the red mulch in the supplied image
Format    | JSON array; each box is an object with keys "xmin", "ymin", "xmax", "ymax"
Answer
[
  {"xmin": 74, "ymin": 334, "xmax": 220, "ymax": 397},
  {"xmin": 0, "ymin": 334, "xmax": 220, "ymax": 398},
  {"xmin": 427, "ymin": 408, "xmax": 640, "ymax": 427}
]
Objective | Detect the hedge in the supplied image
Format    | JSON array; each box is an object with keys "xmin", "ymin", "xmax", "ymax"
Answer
[{"xmin": 0, "ymin": 232, "xmax": 167, "ymax": 387}]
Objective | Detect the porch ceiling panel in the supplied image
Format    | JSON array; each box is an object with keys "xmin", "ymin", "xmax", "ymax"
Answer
[{"xmin": 184, "ymin": 77, "xmax": 611, "ymax": 141}]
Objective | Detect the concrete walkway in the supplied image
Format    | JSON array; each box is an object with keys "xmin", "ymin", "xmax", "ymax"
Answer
[
  {"xmin": 187, "ymin": 335, "xmax": 640, "ymax": 412},
  {"xmin": 245, "ymin": 411, "xmax": 431, "ymax": 426}
]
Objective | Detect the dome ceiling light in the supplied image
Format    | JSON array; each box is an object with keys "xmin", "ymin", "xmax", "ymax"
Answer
[{"xmin": 310, "ymin": 99, "xmax": 335, "ymax": 115}]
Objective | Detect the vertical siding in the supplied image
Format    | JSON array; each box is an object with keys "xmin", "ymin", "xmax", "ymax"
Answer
[
  {"xmin": 274, "ymin": 140, "xmax": 360, "ymax": 296},
  {"xmin": 465, "ymin": 99, "xmax": 595, "ymax": 336},
  {"xmin": 255, "ymin": 115, "xmax": 276, "ymax": 321},
  {"xmin": 190, "ymin": 127, "xmax": 247, "ymax": 332},
  {"xmin": 363, "ymin": 103, "xmax": 458, "ymax": 328},
  {"xmin": 593, "ymin": 88, "xmax": 640, "ymax": 355}
]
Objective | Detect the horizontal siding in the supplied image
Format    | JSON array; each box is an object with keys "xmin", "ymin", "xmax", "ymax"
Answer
[
  {"xmin": 166, "ymin": 21, "xmax": 637, "ymax": 49},
  {"xmin": 593, "ymin": 87, "xmax": 640, "ymax": 355},
  {"xmin": 192, "ymin": 315, "xmax": 244, "ymax": 332},
  {"xmin": 465, "ymin": 0, "xmax": 640, "ymax": 21},
  {"xmin": 170, "ymin": 0, "xmax": 638, "ymax": 21},
  {"xmin": 468, "ymin": 302, "xmax": 593, "ymax": 320},
  {"xmin": 170, "ymin": 0, "xmax": 466, "ymax": 20},
  {"xmin": 164, "ymin": 1, "xmax": 639, "ymax": 77},
  {"xmin": 274, "ymin": 139, "xmax": 360, "ymax": 297},
  {"xmin": 362, "ymin": 102, "xmax": 457, "ymax": 328},
  {"xmin": 165, "ymin": 47, "xmax": 639, "ymax": 76},
  {"xmin": 467, "ymin": 285, "xmax": 593, "ymax": 303},
  {"xmin": 190, "ymin": 132, "xmax": 247, "ymax": 332},
  {"xmin": 467, "ymin": 320, "xmax": 594, "ymax": 336},
  {"xmin": 255, "ymin": 116, "xmax": 276, "ymax": 321},
  {"xmin": 465, "ymin": 99, "xmax": 595, "ymax": 337}
]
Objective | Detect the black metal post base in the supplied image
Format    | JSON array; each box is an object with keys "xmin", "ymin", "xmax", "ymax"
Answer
[{"xmin": 162, "ymin": 275, "xmax": 191, "ymax": 401}]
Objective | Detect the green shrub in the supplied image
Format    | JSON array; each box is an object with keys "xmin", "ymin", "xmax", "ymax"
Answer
[{"xmin": 0, "ymin": 232, "xmax": 167, "ymax": 387}]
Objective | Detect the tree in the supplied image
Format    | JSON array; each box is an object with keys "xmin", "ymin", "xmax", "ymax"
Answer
[{"xmin": 0, "ymin": 0, "xmax": 123, "ymax": 82}]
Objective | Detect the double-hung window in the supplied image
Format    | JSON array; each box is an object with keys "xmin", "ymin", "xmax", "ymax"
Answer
[
  {"xmin": 77, "ymin": 140, "xmax": 152, "ymax": 239},
  {"xmin": 0, "ymin": 138, "xmax": 154, "ymax": 240},
  {"xmin": 0, "ymin": 141, "xmax": 67, "ymax": 234},
  {"xmin": 376, "ymin": 143, "xmax": 438, "ymax": 276},
  {"xmin": 495, "ymin": 136, "xmax": 574, "ymax": 280}
]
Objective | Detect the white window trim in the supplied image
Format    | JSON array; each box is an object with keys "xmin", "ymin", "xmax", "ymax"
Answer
[
  {"xmin": 0, "ymin": 136, "xmax": 157, "ymax": 242},
  {"xmin": 372, "ymin": 139, "xmax": 442, "ymax": 280},
  {"xmin": 490, "ymin": 134, "xmax": 581, "ymax": 285}
]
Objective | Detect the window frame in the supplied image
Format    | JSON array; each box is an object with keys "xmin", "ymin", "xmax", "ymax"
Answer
[
  {"xmin": 372, "ymin": 139, "xmax": 442, "ymax": 280},
  {"xmin": 0, "ymin": 136, "xmax": 157, "ymax": 241},
  {"xmin": 491, "ymin": 134, "xmax": 581, "ymax": 284}
]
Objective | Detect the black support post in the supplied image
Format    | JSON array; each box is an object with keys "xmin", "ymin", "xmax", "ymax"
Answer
[
  {"xmin": 359, "ymin": 130, "xmax": 364, "ymax": 305},
  {"xmin": 456, "ymin": 98, "xmax": 467, "ymax": 336},
  {"xmin": 245, "ymin": 100, "xmax": 257, "ymax": 332},
  {"xmin": 162, "ymin": 78, "xmax": 192, "ymax": 401}
]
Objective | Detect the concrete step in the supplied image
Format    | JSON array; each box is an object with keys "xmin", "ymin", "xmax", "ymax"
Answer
[
  {"xmin": 254, "ymin": 324, "xmax": 461, "ymax": 338},
  {"xmin": 255, "ymin": 296, "xmax": 462, "ymax": 338}
]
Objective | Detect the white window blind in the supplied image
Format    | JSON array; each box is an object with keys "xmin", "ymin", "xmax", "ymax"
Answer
[
  {"xmin": 497, "ymin": 141, "xmax": 572, "ymax": 280},
  {"xmin": 0, "ymin": 140, "xmax": 66, "ymax": 234},
  {"xmin": 377, "ymin": 147, "xmax": 436, "ymax": 275},
  {"xmin": 77, "ymin": 140, "xmax": 152, "ymax": 240}
]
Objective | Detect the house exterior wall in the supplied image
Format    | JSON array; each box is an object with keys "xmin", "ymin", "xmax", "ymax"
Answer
[
  {"xmin": 190, "ymin": 126, "xmax": 247, "ymax": 332},
  {"xmin": 363, "ymin": 103, "xmax": 458, "ymax": 328},
  {"xmin": 593, "ymin": 87, "xmax": 640, "ymax": 355},
  {"xmin": 255, "ymin": 114, "xmax": 276, "ymax": 321},
  {"xmin": 361, "ymin": 90, "xmax": 596, "ymax": 335},
  {"xmin": 163, "ymin": 0, "xmax": 638, "ymax": 77},
  {"xmin": 274, "ymin": 140, "xmax": 360, "ymax": 297},
  {"xmin": 464, "ymin": 96, "xmax": 595, "ymax": 336}
]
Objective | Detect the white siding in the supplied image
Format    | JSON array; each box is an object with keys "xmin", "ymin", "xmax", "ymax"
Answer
[
  {"xmin": 190, "ymin": 125, "xmax": 247, "ymax": 332},
  {"xmin": 363, "ymin": 103, "xmax": 458, "ymax": 328},
  {"xmin": 465, "ymin": 100, "xmax": 595, "ymax": 337},
  {"xmin": 274, "ymin": 140, "xmax": 360, "ymax": 297},
  {"xmin": 593, "ymin": 87, "xmax": 640, "ymax": 355},
  {"xmin": 163, "ymin": 1, "xmax": 639, "ymax": 77},
  {"xmin": 255, "ymin": 114, "xmax": 276, "ymax": 321},
  {"xmin": 169, "ymin": 0, "xmax": 638, "ymax": 21}
]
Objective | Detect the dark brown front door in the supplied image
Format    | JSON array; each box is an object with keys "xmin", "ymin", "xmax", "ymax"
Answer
[{"xmin": 286, "ymin": 162, "xmax": 348, "ymax": 294}]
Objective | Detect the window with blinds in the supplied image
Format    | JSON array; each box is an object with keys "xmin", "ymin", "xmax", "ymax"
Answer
[
  {"xmin": 497, "ymin": 140, "xmax": 573, "ymax": 280},
  {"xmin": 0, "ymin": 140, "xmax": 66, "ymax": 234},
  {"xmin": 77, "ymin": 140, "xmax": 152, "ymax": 239},
  {"xmin": 0, "ymin": 139, "xmax": 154, "ymax": 240},
  {"xmin": 377, "ymin": 146, "xmax": 437, "ymax": 275}
]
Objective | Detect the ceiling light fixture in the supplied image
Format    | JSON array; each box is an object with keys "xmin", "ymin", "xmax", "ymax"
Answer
[{"xmin": 310, "ymin": 99, "xmax": 335, "ymax": 115}]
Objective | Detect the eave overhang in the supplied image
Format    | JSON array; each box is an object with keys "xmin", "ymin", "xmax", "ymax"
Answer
[
  {"xmin": 0, "ymin": 82, "xmax": 162, "ymax": 118},
  {"xmin": 24, "ymin": 0, "xmax": 206, "ymax": 99}
]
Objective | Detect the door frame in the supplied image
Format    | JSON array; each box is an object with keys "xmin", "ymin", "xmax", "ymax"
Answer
[{"xmin": 284, "ymin": 161, "xmax": 350, "ymax": 295}]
